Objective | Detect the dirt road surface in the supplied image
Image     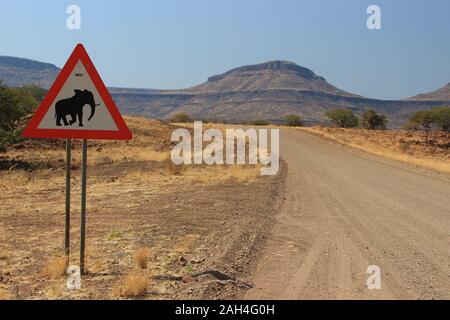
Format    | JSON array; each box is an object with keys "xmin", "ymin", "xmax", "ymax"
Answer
[{"xmin": 246, "ymin": 129, "xmax": 450, "ymax": 300}]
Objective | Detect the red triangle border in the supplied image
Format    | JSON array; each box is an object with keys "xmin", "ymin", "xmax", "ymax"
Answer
[{"xmin": 23, "ymin": 44, "xmax": 132, "ymax": 140}]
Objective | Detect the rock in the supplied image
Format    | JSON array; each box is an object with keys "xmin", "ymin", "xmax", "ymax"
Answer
[
  {"xmin": 190, "ymin": 257, "xmax": 205, "ymax": 264},
  {"xmin": 182, "ymin": 276, "xmax": 195, "ymax": 283},
  {"xmin": 179, "ymin": 256, "xmax": 187, "ymax": 266}
]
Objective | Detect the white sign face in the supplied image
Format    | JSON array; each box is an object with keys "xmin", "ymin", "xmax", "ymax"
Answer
[{"xmin": 38, "ymin": 61, "xmax": 118, "ymax": 131}]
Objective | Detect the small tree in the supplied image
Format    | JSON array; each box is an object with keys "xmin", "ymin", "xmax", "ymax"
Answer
[
  {"xmin": 0, "ymin": 82, "xmax": 39, "ymax": 152},
  {"xmin": 250, "ymin": 119, "xmax": 270, "ymax": 126},
  {"xmin": 361, "ymin": 108, "xmax": 388, "ymax": 130},
  {"xmin": 431, "ymin": 106, "xmax": 450, "ymax": 132},
  {"xmin": 325, "ymin": 109, "xmax": 359, "ymax": 128},
  {"xmin": 170, "ymin": 112, "xmax": 192, "ymax": 123},
  {"xmin": 284, "ymin": 114, "xmax": 303, "ymax": 127},
  {"xmin": 408, "ymin": 110, "xmax": 435, "ymax": 143}
]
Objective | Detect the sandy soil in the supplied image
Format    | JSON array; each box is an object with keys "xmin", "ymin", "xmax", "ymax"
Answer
[
  {"xmin": 0, "ymin": 117, "xmax": 286, "ymax": 300},
  {"xmin": 245, "ymin": 130, "xmax": 450, "ymax": 300}
]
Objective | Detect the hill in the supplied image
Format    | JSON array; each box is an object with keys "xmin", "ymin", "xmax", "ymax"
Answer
[
  {"xmin": 1, "ymin": 55, "xmax": 447, "ymax": 127},
  {"xmin": 0, "ymin": 56, "xmax": 60, "ymax": 88},
  {"xmin": 111, "ymin": 61, "xmax": 446, "ymax": 127},
  {"xmin": 407, "ymin": 83, "xmax": 450, "ymax": 101}
]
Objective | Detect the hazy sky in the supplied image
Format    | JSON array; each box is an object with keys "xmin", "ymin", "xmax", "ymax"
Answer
[{"xmin": 1, "ymin": 0, "xmax": 449, "ymax": 99}]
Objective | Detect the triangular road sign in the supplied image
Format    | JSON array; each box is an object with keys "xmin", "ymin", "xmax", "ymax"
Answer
[{"xmin": 23, "ymin": 44, "xmax": 132, "ymax": 140}]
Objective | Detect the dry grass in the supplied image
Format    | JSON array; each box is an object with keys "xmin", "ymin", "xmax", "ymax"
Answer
[
  {"xmin": 0, "ymin": 116, "xmax": 270, "ymax": 299},
  {"xmin": 299, "ymin": 127, "xmax": 450, "ymax": 173},
  {"xmin": 0, "ymin": 170, "xmax": 37, "ymax": 188},
  {"xmin": 184, "ymin": 165, "xmax": 261, "ymax": 183},
  {"xmin": 112, "ymin": 271, "xmax": 150, "ymax": 298},
  {"xmin": 0, "ymin": 291, "xmax": 13, "ymax": 300},
  {"xmin": 133, "ymin": 248, "xmax": 151, "ymax": 270},
  {"xmin": 41, "ymin": 256, "xmax": 67, "ymax": 279},
  {"xmin": 173, "ymin": 234, "xmax": 200, "ymax": 255},
  {"xmin": 163, "ymin": 157, "xmax": 186, "ymax": 175}
]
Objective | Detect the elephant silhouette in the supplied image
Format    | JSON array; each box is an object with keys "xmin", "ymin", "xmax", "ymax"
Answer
[{"xmin": 55, "ymin": 89, "xmax": 100, "ymax": 127}]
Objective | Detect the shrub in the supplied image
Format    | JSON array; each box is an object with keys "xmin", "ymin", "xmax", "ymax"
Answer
[
  {"xmin": 249, "ymin": 119, "xmax": 270, "ymax": 126},
  {"xmin": 170, "ymin": 112, "xmax": 192, "ymax": 123},
  {"xmin": 41, "ymin": 256, "xmax": 67, "ymax": 279},
  {"xmin": 134, "ymin": 248, "xmax": 151, "ymax": 269},
  {"xmin": 0, "ymin": 82, "xmax": 44, "ymax": 152},
  {"xmin": 408, "ymin": 110, "xmax": 435, "ymax": 143},
  {"xmin": 284, "ymin": 114, "xmax": 303, "ymax": 127},
  {"xmin": 325, "ymin": 109, "xmax": 359, "ymax": 128},
  {"xmin": 113, "ymin": 271, "xmax": 149, "ymax": 298},
  {"xmin": 431, "ymin": 106, "xmax": 450, "ymax": 132},
  {"xmin": 361, "ymin": 108, "xmax": 388, "ymax": 130}
]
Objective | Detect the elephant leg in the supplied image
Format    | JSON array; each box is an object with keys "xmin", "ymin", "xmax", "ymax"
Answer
[
  {"xmin": 62, "ymin": 115, "xmax": 69, "ymax": 126},
  {"xmin": 56, "ymin": 115, "xmax": 63, "ymax": 126},
  {"xmin": 78, "ymin": 112, "xmax": 84, "ymax": 127},
  {"xmin": 69, "ymin": 114, "xmax": 76, "ymax": 125}
]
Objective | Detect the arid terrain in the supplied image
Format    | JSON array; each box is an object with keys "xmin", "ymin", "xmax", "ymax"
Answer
[
  {"xmin": 299, "ymin": 127, "xmax": 450, "ymax": 173},
  {"xmin": 1, "ymin": 116, "xmax": 449, "ymax": 300},
  {"xmin": 0, "ymin": 116, "xmax": 285, "ymax": 300},
  {"xmin": 246, "ymin": 129, "xmax": 450, "ymax": 300},
  {"xmin": 2, "ymin": 55, "xmax": 448, "ymax": 127}
]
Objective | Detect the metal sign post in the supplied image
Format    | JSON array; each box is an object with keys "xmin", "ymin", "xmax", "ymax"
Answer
[
  {"xmin": 65, "ymin": 139, "xmax": 72, "ymax": 260},
  {"xmin": 22, "ymin": 44, "xmax": 132, "ymax": 276},
  {"xmin": 80, "ymin": 139, "xmax": 88, "ymax": 274}
]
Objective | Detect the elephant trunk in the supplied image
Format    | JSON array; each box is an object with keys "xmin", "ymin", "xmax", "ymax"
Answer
[{"xmin": 87, "ymin": 103, "xmax": 101, "ymax": 121}]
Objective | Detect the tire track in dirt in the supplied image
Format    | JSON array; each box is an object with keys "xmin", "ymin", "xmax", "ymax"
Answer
[{"xmin": 245, "ymin": 129, "xmax": 450, "ymax": 300}]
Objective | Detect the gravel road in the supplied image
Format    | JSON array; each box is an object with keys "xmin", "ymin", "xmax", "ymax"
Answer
[{"xmin": 246, "ymin": 129, "xmax": 450, "ymax": 300}]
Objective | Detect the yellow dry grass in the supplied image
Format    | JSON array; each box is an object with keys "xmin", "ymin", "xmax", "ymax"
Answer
[
  {"xmin": 112, "ymin": 271, "xmax": 150, "ymax": 298},
  {"xmin": 41, "ymin": 256, "xmax": 67, "ymax": 279},
  {"xmin": 299, "ymin": 127, "xmax": 450, "ymax": 174},
  {"xmin": 182, "ymin": 165, "xmax": 261, "ymax": 183},
  {"xmin": 172, "ymin": 234, "xmax": 200, "ymax": 255},
  {"xmin": 134, "ymin": 248, "xmax": 151, "ymax": 270},
  {"xmin": 0, "ymin": 291, "xmax": 12, "ymax": 300},
  {"xmin": 0, "ymin": 170, "xmax": 37, "ymax": 188}
]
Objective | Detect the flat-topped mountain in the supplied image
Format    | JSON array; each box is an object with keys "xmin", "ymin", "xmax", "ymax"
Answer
[
  {"xmin": 183, "ymin": 60, "xmax": 359, "ymax": 97},
  {"xmin": 0, "ymin": 56, "xmax": 60, "ymax": 88},
  {"xmin": 407, "ymin": 83, "xmax": 450, "ymax": 101},
  {"xmin": 1, "ymin": 56, "xmax": 447, "ymax": 127},
  {"xmin": 112, "ymin": 61, "xmax": 446, "ymax": 127}
]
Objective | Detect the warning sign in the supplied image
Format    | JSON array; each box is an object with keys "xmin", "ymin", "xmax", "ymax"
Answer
[{"xmin": 23, "ymin": 44, "xmax": 132, "ymax": 140}]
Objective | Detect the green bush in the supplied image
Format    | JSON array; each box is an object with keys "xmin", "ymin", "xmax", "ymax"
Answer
[
  {"xmin": 170, "ymin": 112, "xmax": 192, "ymax": 123},
  {"xmin": 361, "ymin": 108, "xmax": 387, "ymax": 130},
  {"xmin": 325, "ymin": 109, "xmax": 359, "ymax": 128},
  {"xmin": 431, "ymin": 106, "xmax": 450, "ymax": 132},
  {"xmin": 249, "ymin": 119, "xmax": 270, "ymax": 126},
  {"xmin": 284, "ymin": 114, "xmax": 303, "ymax": 127},
  {"xmin": 408, "ymin": 110, "xmax": 435, "ymax": 143},
  {"xmin": 0, "ymin": 82, "xmax": 43, "ymax": 152}
]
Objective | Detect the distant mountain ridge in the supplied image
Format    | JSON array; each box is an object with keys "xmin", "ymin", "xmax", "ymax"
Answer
[
  {"xmin": 407, "ymin": 83, "xmax": 450, "ymax": 101},
  {"xmin": 1, "ymin": 55, "xmax": 448, "ymax": 127},
  {"xmin": 0, "ymin": 56, "xmax": 60, "ymax": 88}
]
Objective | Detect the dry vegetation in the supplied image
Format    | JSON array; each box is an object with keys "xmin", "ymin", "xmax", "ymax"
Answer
[
  {"xmin": 112, "ymin": 271, "xmax": 150, "ymax": 298},
  {"xmin": 134, "ymin": 248, "xmax": 151, "ymax": 270},
  {"xmin": 0, "ymin": 116, "xmax": 284, "ymax": 300},
  {"xmin": 299, "ymin": 127, "xmax": 450, "ymax": 173},
  {"xmin": 40, "ymin": 256, "xmax": 67, "ymax": 279}
]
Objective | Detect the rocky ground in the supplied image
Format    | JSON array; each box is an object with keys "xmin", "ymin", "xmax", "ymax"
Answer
[{"xmin": 0, "ymin": 116, "xmax": 286, "ymax": 300}]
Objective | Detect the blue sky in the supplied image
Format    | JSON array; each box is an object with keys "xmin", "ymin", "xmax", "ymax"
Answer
[{"xmin": 0, "ymin": 0, "xmax": 449, "ymax": 99}]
